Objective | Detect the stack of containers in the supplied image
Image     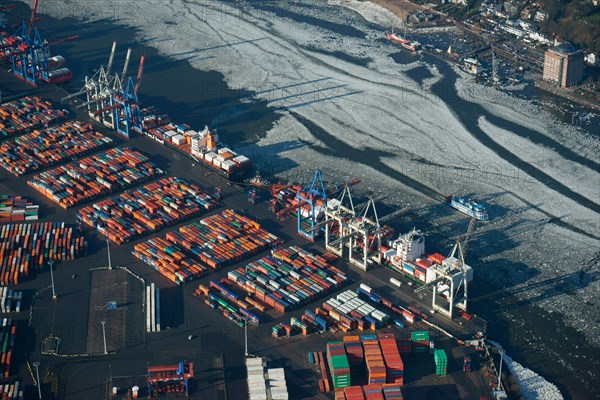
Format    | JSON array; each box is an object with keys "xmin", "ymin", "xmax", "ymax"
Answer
[
  {"xmin": 79, "ymin": 177, "xmax": 217, "ymax": 244},
  {"xmin": 320, "ymin": 290, "xmax": 390, "ymax": 332},
  {"xmin": 266, "ymin": 368, "xmax": 288, "ymax": 400},
  {"xmin": 227, "ymin": 246, "xmax": 348, "ymax": 313},
  {"xmin": 0, "ymin": 195, "xmax": 38, "ymax": 222},
  {"xmin": 0, "ymin": 223, "xmax": 86, "ymax": 285},
  {"xmin": 343, "ymin": 336, "xmax": 364, "ymax": 368},
  {"xmin": 337, "ymin": 385, "xmax": 403, "ymax": 400},
  {"xmin": 343, "ymin": 386, "xmax": 365, "ymax": 400},
  {"xmin": 434, "ymin": 349, "xmax": 448, "ymax": 375},
  {"xmin": 27, "ymin": 148, "xmax": 164, "ymax": 209},
  {"xmin": 133, "ymin": 237, "xmax": 208, "ymax": 285},
  {"xmin": 246, "ymin": 357, "xmax": 267, "ymax": 400},
  {"xmin": 0, "ymin": 318, "xmax": 16, "ymax": 378},
  {"xmin": 168, "ymin": 209, "xmax": 276, "ymax": 269},
  {"xmin": 381, "ymin": 385, "xmax": 404, "ymax": 399},
  {"xmin": 0, "ymin": 288, "xmax": 22, "ymax": 313},
  {"xmin": 327, "ymin": 342, "xmax": 351, "ymax": 389},
  {"xmin": 363, "ymin": 385, "xmax": 384, "ymax": 400},
  {"xmin": 133, "ymin": 210, "xmax": 277, "ymax": 284},
  {"xmin": 0, "ymin": 96, "xmax": 67, "ymax": 140},
  {"xmin": 378, "ymin": 334, "xmax": 404, "ymax": 385},
  {"xmin": 0, "ymin": 381, "xmax": 22, "ymax": 399},
  {"xmin": 411, "ymin": 331, "xmax": 430, "ymax": 354},
  {"xmin": 361, "ymin": 335, "xmax": 386, "ymax": 385},
  {"xmin": 204, "ymin": 280, "xmax": 261, "ymax": 326},
  {"xmin": 0, "ymin": 121, "xmax": 113, "ymax": 176}
]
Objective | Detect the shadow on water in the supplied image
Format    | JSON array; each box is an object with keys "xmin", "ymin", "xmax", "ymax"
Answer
[
  {"xmin": 427, "ymin": 56, "xmax": 600, "ymax": 215},
  {"xmin": 404, "ymin": 64, "xmax": 435, "ymax": 87},
  {"xmin": 18, "ymin": 12, "xmax": 283, "ymax": 147},
  {"xmin": 290, "ymin": 111, "xmax": 443, "ymax": 201}
]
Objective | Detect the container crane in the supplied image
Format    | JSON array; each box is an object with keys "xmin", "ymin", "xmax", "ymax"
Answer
[
  {"xmin": 64, "ymin": 42, "xmax": 143, "ymax": 138},
  {"xmin": 417, "ymin": 216, "xmax": 477, "ymax": 318},
  {"xmin": 274, "ymin": 171, "xmax": 360, "ymax": 242},
  {"xmin": 1, "ymin": 1, "xmax": 76, "ymax": 86}
]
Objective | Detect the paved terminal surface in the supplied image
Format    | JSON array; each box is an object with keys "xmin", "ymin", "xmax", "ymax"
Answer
[{"xmin": 1, "ymin": 72, "xmax": 491, "ymax": 399}]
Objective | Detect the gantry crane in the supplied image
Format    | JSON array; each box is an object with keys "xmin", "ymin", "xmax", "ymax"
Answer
[
  {"xmin": 1, "ymin": 1, "xmax": 77, "ymax": 86},
  {"xmin": 416, "ymin": 216, "xmax": 478, "ymax": 319},
  {"xmin": 63, "ymin": 41, "xmax": 144, "ymax": 138},
  {"xmin": 273, "ymin": 171, "xmax": 360, "ymax": 241},
  {"xmin": 322, "ymin": 188, "xmax": 401, "ymax": 271}
]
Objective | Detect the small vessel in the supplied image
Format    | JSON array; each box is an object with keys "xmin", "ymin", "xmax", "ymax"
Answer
[
  {"xmin": 386, "ymin": 26, "xmax": 421, "ymax": 52},
  {"xmin": 462, "ymin": 57, "xmax": 482, "ymax": 75},
  {"xmin": 246, "ymin": 170, "xmax": 270, "ymax": 186},
  {"xmin": 446, "ymin": 195, "xmax": 489, "ymax": 220}
]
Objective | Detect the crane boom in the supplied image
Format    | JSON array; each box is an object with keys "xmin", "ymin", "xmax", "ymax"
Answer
[
  {"xmin": 106, "ymin": 41, "xmax": 116, "ymax": 76},
  {"xmin": 93, "ymin": 103, "xmax": 120, "ymax": 116},
  {"xmin": 29, "ymin": 0, "xmax": 39, "ymax": 33},
  {"xmin": 121, "ymin": 48, "xmax": 131, "ymax": 82},
  {"xmin": 134, "ymin": 54, "xmax": 145, "ymax": 94},
  {"xmin": 276, "ymin": 200, "xmax": 307, "ymax": 219}
]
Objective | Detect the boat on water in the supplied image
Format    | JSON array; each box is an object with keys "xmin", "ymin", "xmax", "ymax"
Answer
[
  {"xmin": 446, "ymin": 195, "xmax": 489, "ymax": 220},
  {"xmin": 385, "ymin": 28, "xmax": 421, "ymax": 52}
]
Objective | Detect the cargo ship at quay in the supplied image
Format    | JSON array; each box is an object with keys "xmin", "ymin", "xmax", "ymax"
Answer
[
  {"xmin": 0, "ymin": 5, "xmax": 532, "ymax": 400},
  {"xmin": 385, "ymin": 28, "xmax": 422, "ymax": 52}
]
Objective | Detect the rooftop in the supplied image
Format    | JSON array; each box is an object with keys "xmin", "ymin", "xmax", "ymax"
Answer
[{"xmin": 553, "ymin": 41, "xmax": 579, "ymax": 54}]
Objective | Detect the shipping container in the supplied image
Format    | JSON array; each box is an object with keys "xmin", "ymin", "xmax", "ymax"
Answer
[
  {"xmin": 0, "ymin": 195, "xmax": 39, "ymax": 223},
  {"xmin": 0, "ymin": 121, "xmax": 113, "ymax": 176},
  {"xmin": 0, "ymin": 96, "xmax": 67, "ymax": 140},
  {"xmin": 28, "ymin": 148, "xmax": 165, "ymax": 209},
  {"xmin": 0, "ymin": 222, "xmax": 86, "ymax": 285},
  {"xmin": 79, "ymin": 176, "xmax": 217, "ymax": 244},
  {"xmin": 133, "ymin": 210, "xmax": 278, "ymax": 284}
]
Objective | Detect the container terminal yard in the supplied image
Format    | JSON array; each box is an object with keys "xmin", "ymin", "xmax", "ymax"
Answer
[{"xmin": 0, "ymin": 4, "xmax": 516, "ymax": 400}]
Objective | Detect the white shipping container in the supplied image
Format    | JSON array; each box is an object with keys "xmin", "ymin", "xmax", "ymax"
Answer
[
  {"xmin": 217, "ymin": 147, "xmax": 232, "ymax": 154},
  {"xmin": 172, "ymin": 134, "xmax": 186, "ymax": 145},
  {"xmin": 204, "ymin": 151, "xmax": 218, "ymax": 161},
  {"xmin": 222, "ymin": 160, "xmax": 236, "ymax": 171},
  {"xmin": 150, "ymin": 283, "xmax": 156, "ymax": 332},
  {"xmin": 360, "ymin": 283, "xmax": 372, "ymax": 293},
  {"xmin": 233, "ymin": 155, "xmax": 250, "ymax": 164}
]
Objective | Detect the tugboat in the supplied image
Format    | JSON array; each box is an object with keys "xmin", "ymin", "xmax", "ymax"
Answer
[{"xmin": 446, "ymin": 195, "xmax": 489, "ymax": 220}]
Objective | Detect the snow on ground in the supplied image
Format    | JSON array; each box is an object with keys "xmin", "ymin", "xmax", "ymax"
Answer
[
  {"xmin": 487, "ymin": 340, "xmax": 564, "ymax": 400},
  {"xmin": 33, "ymin": 0, "xmax": 599, "ymax": 390},
  {"xmin": 327, "ymin": 0, "xmax": 404, "ymax": 28}
]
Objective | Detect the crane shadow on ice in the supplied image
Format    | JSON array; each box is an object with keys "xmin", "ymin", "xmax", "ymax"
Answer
[
  {"xmin": 168, "ymin": 37, "xmax": 268, "ymax": 55},
  {"xmin": 239, "ymin": 140, "xmax": 303, "ymax": 173},
  {"xmin": 493, "ymin": 268, "xmax": 599, "ymax": 314}
]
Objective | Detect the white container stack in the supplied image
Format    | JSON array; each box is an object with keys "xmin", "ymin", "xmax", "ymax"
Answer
[
  {"xmin": 246, "ymin": 357, "xmax": 267, "ymax": 400},
  {"xmin": 145, "ymin": 284, "xmax": 161, "ymax": 333},
  {"xmin": 0, "ymin": 288, "xmax": 22, "ymax": 313},
  {"xmin": 266, "ymin": 368, "xmax": 288, "ymax": 400}
]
